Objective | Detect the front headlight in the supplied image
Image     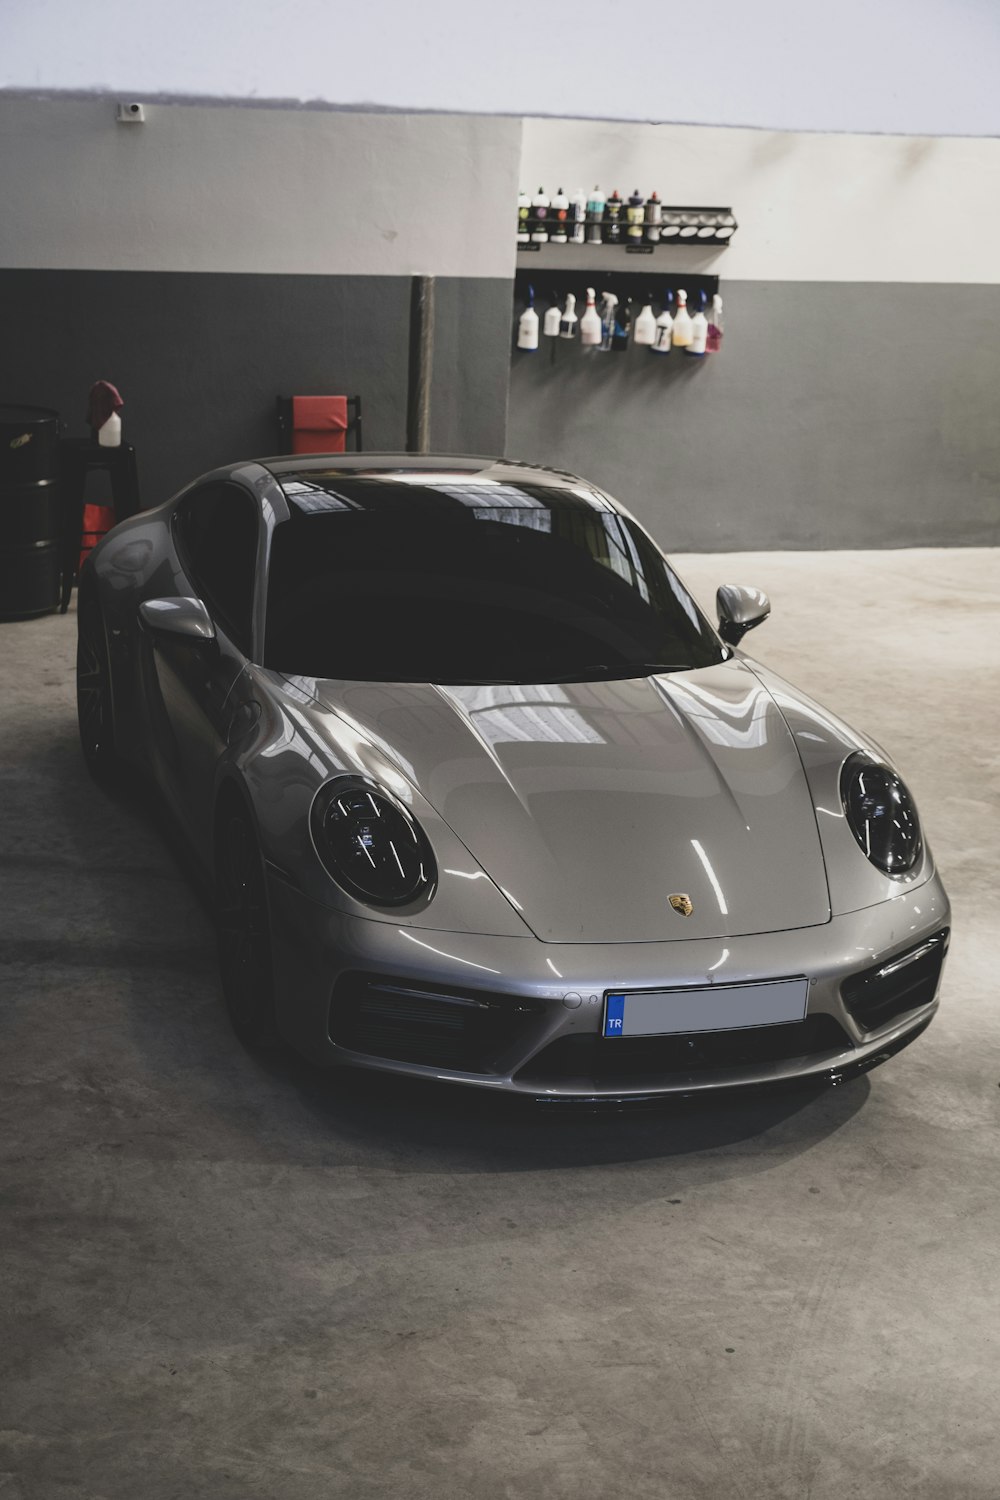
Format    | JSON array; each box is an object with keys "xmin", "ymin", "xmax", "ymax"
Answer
[
  {"xmin": 310, "ymin": 776, "xmax": 437, "ymax": 908},
  {"xmin": 840, "ymin": 753, "xmax": 922, "ymax": 875}
]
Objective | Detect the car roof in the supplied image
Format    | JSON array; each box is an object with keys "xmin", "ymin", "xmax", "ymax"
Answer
[{"xmin": 257, "ymin": 453, "xmax": 620, "ymax": 516}]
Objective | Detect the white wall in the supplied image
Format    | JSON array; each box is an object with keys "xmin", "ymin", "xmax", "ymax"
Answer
[
  {"xmin": 0, "ymin": 98, "xmax": 520, "ymax": 278},
  {"xmin": 522, "ymin": 119, "xmax": 1000, "ymax": 283},
  {"xmin": 4, "ymin": 0, "xmax": 1000, "ymax": 137}
]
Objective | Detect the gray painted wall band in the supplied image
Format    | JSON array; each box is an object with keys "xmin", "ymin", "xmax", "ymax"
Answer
[
  {"xmin": 0, "ymin": 270, "xmax": 513, "ymax": 507},
  {"xmin": 507, "ymin": 282, "xmax": 1000, "ymax": 550}
]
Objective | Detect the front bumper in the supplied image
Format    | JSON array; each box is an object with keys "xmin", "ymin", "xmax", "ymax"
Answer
[{"xmin": 266, "ymin": 872, "xmax": 950, "ymax": 1098}]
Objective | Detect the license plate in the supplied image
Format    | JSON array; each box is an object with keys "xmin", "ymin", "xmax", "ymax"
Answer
[{"xmin": 603, "ymin": 978, "xmax": 809, "ymax": 1039}]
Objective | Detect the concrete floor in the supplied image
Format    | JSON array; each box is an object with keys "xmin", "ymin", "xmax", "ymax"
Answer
[{"xmin": 1, "ymin": 547, "xmax": 998, "ymax": 1500}]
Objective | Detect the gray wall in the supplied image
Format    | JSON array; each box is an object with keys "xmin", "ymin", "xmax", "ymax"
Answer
[
  {"xmin": 0, "ymin": 270, "xmax": 513, "ymax": 505},
  {"xmin": 507, "ymin": 282, "xmax": 1000, "ymax": 550}
]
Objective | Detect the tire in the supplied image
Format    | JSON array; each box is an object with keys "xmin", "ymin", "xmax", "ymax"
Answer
[
  {"xmin": 215, "ymin": 802, "xmax": 282, "ymax": 1052},
  {"xmin": 76, "ymin": 595, "xmax": 121, "ymax": 786}
]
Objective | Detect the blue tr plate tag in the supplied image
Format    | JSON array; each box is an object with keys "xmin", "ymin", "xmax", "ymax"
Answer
[{"xmin": 604, "ymin": 994, "xmax": 625, "ymax": 1037}]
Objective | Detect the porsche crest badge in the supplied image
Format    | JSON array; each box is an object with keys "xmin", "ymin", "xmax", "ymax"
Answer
[{"xmin": 668, "ymin": 893, "xmax": 694, "ymax": 917}]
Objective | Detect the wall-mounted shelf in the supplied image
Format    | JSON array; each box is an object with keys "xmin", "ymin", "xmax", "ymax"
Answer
[{"xmin": 515, "ymin": 205, "xmax": 736, "ymax": 271}]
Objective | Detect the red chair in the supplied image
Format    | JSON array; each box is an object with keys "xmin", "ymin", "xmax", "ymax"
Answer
[{"xmin": 276, "ymin": 396, "xmax": 363, "ymax": 455}]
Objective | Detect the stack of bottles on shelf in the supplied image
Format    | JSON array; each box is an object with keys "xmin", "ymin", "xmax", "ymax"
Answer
[
  {"xmin": 517, "ymin": 287, "xmax": 725, "ymax": 357},
  {"xmin": 517, "ymin": 188, "xmax": 736, "ymax": 247}
]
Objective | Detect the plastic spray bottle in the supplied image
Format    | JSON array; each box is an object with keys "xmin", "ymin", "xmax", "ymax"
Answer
[
  {"xmin": 671, "ymin": 288, "xmax": 693, "ymax": 348},
  {"xmin": 633, "ymin": 298, "xmax": 657, "ymax": 345},
  {"xmin": 543, "ymin": 298, "xmax": 562, "ymax": 338},
  {"xmin": 580, "ymin": 287, "xmax": 602, "ymax": 345},
  {"xmin": 707, "ymin": 293, "xmax": 724, "ymax": 353},
  {"xmin": 687, "ymin": 291, "xmax": 709, "ymax": 356},
  {"xmin": 599, "ymin": 291, "xmax": 619, "ymax": 351},
  {"xmin": 559, "ymin": 292, "xmax": 578, "ymax": 339},
  {"xmin": 517, "ymin": 286, "xmax": 539, "ymax": 350},
  {"xmin": 652, "ymin": 291, "xmax": 674, "ymax": 354},
  {"xmin": 612, "ymin": 298, "xmax": 633, "ymax": 352}
]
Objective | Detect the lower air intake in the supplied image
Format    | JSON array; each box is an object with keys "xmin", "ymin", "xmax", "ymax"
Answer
[
  {"xmin": 329, "ymin": 973, "xmax": 538, "ymax": 1073},
  {"xmin": 841, "ymin": 929, "xmax": 949, "ymax": 1033}
]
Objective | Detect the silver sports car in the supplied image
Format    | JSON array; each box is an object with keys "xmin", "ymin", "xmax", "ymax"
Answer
[{"xmin": 77, "ymin": 455, "xmax": 950, "ymax": 1099}]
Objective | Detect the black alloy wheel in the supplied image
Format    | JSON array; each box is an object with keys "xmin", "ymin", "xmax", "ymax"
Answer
[
  {"xmin": 76, "ymin": 597, "xmax": 120, "ymax": 785},
  {"xmin": 216, "ymin": 806, "xmax": 281, "ymax": 1051}
]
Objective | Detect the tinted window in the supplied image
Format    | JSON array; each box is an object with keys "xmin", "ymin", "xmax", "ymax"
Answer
[
  {"xmin": 174, "ymin": 484, "xmax": 257, "ymax": 653},
  {"xmin": 264, "ymin": 501, "xmax": 724, "ymax": 683}
]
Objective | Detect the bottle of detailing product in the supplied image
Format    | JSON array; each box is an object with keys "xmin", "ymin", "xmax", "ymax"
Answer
[
  {"xmin": 517, "ymin": 287, "xmax": 539, "ymax": 349},
  {"xmin": 586, "ymin": 185, "xmax": 605, "ymax": 244},
  {"xmin": 633, "ymin": 300, "xmax": 657, "ymax": 345},
  {"xmin": 652, "ymin": 291, "xmax": 674, "ymax": 354},
  {"xmin": 645, "ymin": 191, "xmax": 662, "ymax": 243},
  {"xmin": 97, "ymin": 410, "xmax": 122, "ymax": 447},
  {"xmin": 627, "ymin": 188, "xmax": 645, "ymax": 243},
  {"xmin": 580, "ymin": 286, "xmax": 603, "ymax": 345},
  {"xmin": 707, "ymin": 293, "xmax": 724, "ymax": 353},
  {"xmin": 531, "ymin": 187, "xmax": 550, "ymax": 243},
  {"xmin": 570, "ymin": 187, "xmax": 587, "ymax": 244},
  {"xmin": 551, "ymin": 187, "xmax": 569, "ymax": 244},
  {"xmin": 517, "ymin": 190, "xmax": 530, "ymax": 244},
  {"xmin": 612, "ymin": 297, "xmax": 632, "ymax": 352},
  {"xmin": 672, "ymin": 287, "xmax": 693, "ymax": 347},
  {"xmin": 599, "ymin": 291, "xmax": 619, "ymax": 351},
  {"xmin": 604, "ymin": 189, "xmax": 623, "ymax": 243},
  {"xmin": 559, "ymin": 292, "xmax": 578, "ymax": 339},
  {"xmin": 543, "ymin": 298, "xmax": 562, "ymax": 338},
  {"xmin": 687, "ymin": 290, "xmax": 708, "ymax": 355}
]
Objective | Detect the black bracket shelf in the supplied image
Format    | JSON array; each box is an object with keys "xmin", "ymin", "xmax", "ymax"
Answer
[{"xmin": 514, "ymin": 265, "xmax": 721, "ymax": 307}]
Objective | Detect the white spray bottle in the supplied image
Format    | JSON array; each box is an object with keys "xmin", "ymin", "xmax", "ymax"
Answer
[
  {"xmin": 633, "ymin": 299, "xmax": 657, "ymax": 345},
  {"xmin": 543, "ymin": 297, "xmax": 562, "ymax": 338},
  {"xmin": 652, "ymin": 291, "xmax": 674, "ymax": 354},
  {"xmin": 517, "ymin": 286, "xmax": 539, "ymax": 350},
  {"xmin": 559, "ymin": 292, "xmax": 578, "ymax": 339},
  {"xmin": 580, "ymin": 287, "xmax": 602, "ymax": 345},
  {"xmin": 672, "ymin": 288, "xmax": 693, "ymax": 348},
  {"xmin": 687, "ymin": 290, "xmax": 708, "ymax": 356}
]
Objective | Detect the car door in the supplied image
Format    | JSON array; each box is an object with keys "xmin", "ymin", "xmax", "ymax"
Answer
[{"xmin": 149, "ymin": 481, "xmax": 260, "ymax": 849}]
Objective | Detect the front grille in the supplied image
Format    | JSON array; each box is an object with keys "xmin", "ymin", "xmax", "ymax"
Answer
[
  {"xmin": 841, "ymin": 929, "xmax": 949, "ymax": 1033},
  {"xmin": 329, "ymin": 972, "xmax": 540, "ymax": 1073},
  {"xmin": 516, "ymin": 1014, "xmax": 851, "ymax": 1087}
]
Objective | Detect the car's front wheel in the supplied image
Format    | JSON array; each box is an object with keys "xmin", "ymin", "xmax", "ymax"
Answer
[
  {"xmin": 76, "ymin": 595, "xmax": 120, "ymax": 786},
  {"xmin": 215, "ymin": 802, "xmax": 281, "ymax": 1052}
]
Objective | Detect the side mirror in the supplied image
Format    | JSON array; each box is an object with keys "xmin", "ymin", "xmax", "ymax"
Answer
[
  {"xmin": 138, "ymin": 596, "xmax": 216, "ymax": 643},
  {"xmin": 716, "ymin": 584, "xmax": 770, "ymax": 646}
]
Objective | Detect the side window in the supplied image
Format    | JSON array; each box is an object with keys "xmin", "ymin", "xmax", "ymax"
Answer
[{"xmin": 174, "ymin": 484, "xmax": 258, "ymax": 654}]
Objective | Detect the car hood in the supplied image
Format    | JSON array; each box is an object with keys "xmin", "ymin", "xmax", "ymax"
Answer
[{"xmin": 305, "ymin": 662, "xmax": 831, "ymax": 944}]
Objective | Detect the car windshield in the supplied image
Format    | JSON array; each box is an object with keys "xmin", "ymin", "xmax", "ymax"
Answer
[{"xmin": 264, "ymin": 479, "xmax": 725, "ymax": 684}]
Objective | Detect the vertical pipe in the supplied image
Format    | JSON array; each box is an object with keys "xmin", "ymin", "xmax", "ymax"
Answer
[{"xmin": 406, "ymin": 274, "xmax": 435, "ymax": 454}]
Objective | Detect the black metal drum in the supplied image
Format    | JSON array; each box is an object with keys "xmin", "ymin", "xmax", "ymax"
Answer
[{"xmin": 0, "ymin": 404, "xmax": 62, "ymax": 618}]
